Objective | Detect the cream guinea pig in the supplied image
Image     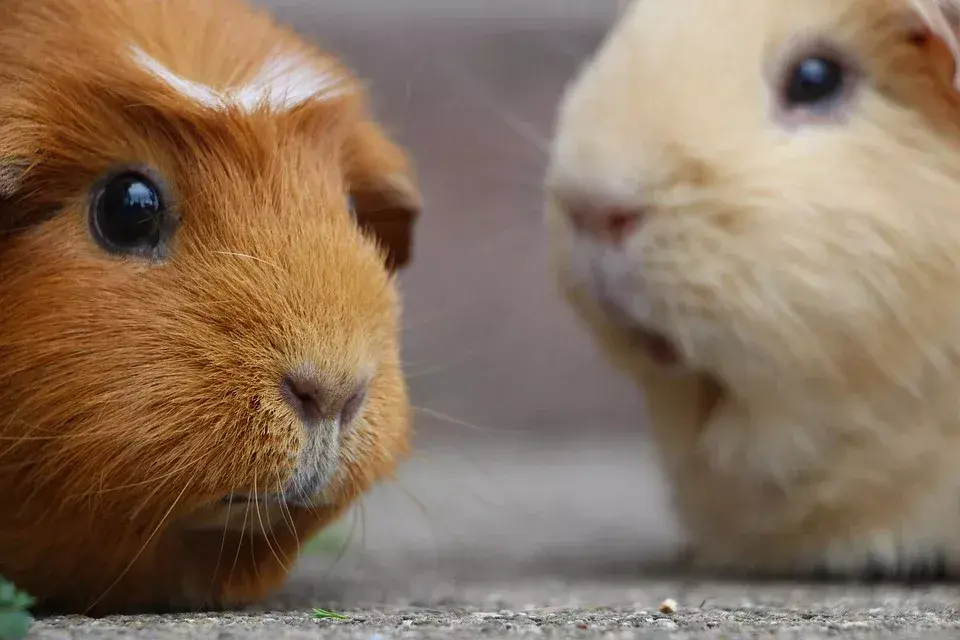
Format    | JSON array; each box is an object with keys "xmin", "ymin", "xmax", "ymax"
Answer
[
  {"xmin": 546, "ymin": 0, "xmax": 960, "ymax": 580},
  {"xmin": 0, "ymin": 0, "xmax": 421, "ymax": 614}
]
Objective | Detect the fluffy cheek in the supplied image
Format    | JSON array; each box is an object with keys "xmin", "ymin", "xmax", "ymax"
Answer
[
  {"xmin": 638, "ymin": 189, "xmax": 960, "ymax": 398},
  {"xmin": 0, "ymin": 228, "xmax": 300, "ymax": 524}
]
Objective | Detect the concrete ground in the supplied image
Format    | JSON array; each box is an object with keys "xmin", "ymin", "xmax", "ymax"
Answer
[
  {"xmin": 30, "ymin": 435, "xmax": 960, "ymax": 638},
  {"xmin": 32, "ymin": 435, "xmax": 960, "ymax": 638},
  {"xmin": 26, "ymin": 0, "xmax": 960, "ymax": 637}
]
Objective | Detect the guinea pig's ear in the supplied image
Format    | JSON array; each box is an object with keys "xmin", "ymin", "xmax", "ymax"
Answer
[
  {"xmin": 0, "ymin": 156, "xmax": 27, "ymax": 199},
  {"xmin": 0, "ymin": 165, "xmax": 21, "ymax": 198},
  {"xmin": 907, "ymin": 0, "xmax": 960, "ymax": 90},
  {"xmin": 346, "ymin": 121, "xmax": 422, "ymax": 273}
]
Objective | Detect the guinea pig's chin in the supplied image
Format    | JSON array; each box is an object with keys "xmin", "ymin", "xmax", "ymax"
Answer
[
  {"xmin": 258, "ymin": 431, "xmax": 343, "ymax": 510},
  {"xmin": 568, "ymin": 243, "xmax": 687, "ymax": 373},
  {"xmin": 190, "ymin": 419, "xmax": 344, "ymax": 526},
  {"xmin": 185, "ymin": 468, "xmax": 336, "ymax": 531}
]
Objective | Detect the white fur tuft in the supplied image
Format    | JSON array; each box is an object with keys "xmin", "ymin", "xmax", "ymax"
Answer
[
  {"xmin": 129, "ymin": 45, "xmax": 349, "ymax": 112},
  {"xmin": 130, "ymin": 46, "xmax": 224, "ymax": 108},
  {"xmin": 236, "ymin": 53, "xmax": 349, "ymax": 110}
]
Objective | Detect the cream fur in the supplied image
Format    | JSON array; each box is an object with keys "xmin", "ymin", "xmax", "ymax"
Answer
[{"xmin": 546, "ymin": 0, "xmax": 960, "ymax": 578}]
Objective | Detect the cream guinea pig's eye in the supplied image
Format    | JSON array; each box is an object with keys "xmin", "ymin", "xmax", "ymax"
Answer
[
  {"xmin": 783, "ymin": 55, "xmax": 846, "ymax": 108},
  {"xmin": 89, "ymin": 169, "xmax": 176, "ymax": 259}
]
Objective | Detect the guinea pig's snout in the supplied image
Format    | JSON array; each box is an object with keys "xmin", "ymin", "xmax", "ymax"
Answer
[
  {"xmin": 557, "ymin": 191, "xmax": 647, "ymax": 246},
  {"xmin": 280, "ymin": 367, "xmax": 367, "ymax": 429}
]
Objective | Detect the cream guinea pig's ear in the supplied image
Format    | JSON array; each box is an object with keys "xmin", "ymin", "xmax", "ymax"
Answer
[
  {"xmin": 345, "ymin": 121, "xmax": 422, "ymax": 273},
  {"xmin": 908, "ymin": 0, "xmax": 960, "ymax": 90}
]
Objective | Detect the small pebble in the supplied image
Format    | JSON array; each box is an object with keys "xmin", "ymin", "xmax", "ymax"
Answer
[
  {"xmin": 658, "ymin": 598, "xmax": 678, "ymax": 615},
  {"xmin": 472, "ymin": 612, "xmax": 502, "ymax": 621}
]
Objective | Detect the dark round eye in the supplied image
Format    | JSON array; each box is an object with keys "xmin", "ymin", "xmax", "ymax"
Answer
[
  {"xmin": 784, "ymin": 56, "xmax": 845, "ymax": 107},
  {"xmin": 91, "ymin": 171, "xmax": 170, "ymax": 256}
]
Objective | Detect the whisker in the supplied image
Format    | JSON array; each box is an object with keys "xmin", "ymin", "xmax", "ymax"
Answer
[
  {"xmin": 84, "ymin": 478, "xmax": 193, "ymax": 615},
  {"xmin": 64, "ymin": 459, "xmax": 202, "ymax": 499},
  {"xmin": 316, "ymin": 506, "xmax": 360, "ymax": 580},
  {"xmin": 210, "ymin": 251, "xmax": 283, "ymax": 271},
  {"xmin": 435, "ymin": 59, "xmax": 550, "ymax": 154},
  {"xmin": 252, "ymin": 479, "xmax": 286, "ymax": 574},
  {"xmin": 225, "ymin": 498, "xmax": 253, "ymax": 596},
  {"xmin": 247, "ymin": 503, "xmax": 262, "ymax": 583},
  {"xmin": 402, "ymin": 350, "xmax": 479, "ymax": 380},
  {"xmin": 389, "ymin": 481, "xmax": 442, "ymax": 572},
  {"xmin": 357, "ymin": 501, "xmax": 368, "ymax": 574},
  {"xmin": 412, "ymin": 405, "xmax": 499, "ymax": 435},
  {"xmin": 127, "ymin": 461, "xmax": 198, "ymax": 522},
  {"xmin": 206, "ymin": 492, "xmax": 235, "ymax": 604},
  {"xmin": 276, "ymin": 472, "xmax": 299, "ymax": 551}
]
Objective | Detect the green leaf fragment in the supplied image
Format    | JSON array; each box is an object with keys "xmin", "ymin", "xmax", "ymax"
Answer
[
  {"xmin": 0, "ymin": 578, "xmax": 35, "ymax": 639},
  {"xmin": 313, "ymin": 608, "xmax": 350, "ymax": 620},
  {"xmin": 0, "ymin": 611, "xmax": 33, "ymax": 639}
]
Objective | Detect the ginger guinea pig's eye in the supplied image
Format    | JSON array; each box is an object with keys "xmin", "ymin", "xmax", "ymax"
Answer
[{"xmin": 89, "ymin": 168, "xmax": 177, "ymax": 258}]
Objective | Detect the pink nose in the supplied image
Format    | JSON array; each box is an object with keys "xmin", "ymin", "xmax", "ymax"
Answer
[{"xmin": 567, "ymin": 202, "xmax": 646, "ymax": 245}]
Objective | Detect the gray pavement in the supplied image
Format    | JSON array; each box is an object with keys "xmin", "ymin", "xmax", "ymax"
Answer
[
  {"xmin": 28, "ymin": 436, "xmax": 960, "ymax": 638},
  {"xmin": 25, "ymin": 0, "xmax": 960, "ymax": 637},
  {"xmin": 31, "ymin": 585, "xmax": 960, "ymax": 639}
]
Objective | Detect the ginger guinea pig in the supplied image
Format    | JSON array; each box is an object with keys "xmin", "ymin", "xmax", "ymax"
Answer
[
  {"xmin": 0, "ymin": 0, "xmax": 420, "ymax": 614},
  {"xmin": 546, "ymin": 0, "xmax": 960, "ymax": 580}
]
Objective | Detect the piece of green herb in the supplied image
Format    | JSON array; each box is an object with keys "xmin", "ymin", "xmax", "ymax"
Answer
[
  {"xmin": 0, "ymin": 577, "xmax": 34, "ymax": 639},
  {"xmin": 313, "ymin": 608, "xmax": 350, "ymax": 621}
]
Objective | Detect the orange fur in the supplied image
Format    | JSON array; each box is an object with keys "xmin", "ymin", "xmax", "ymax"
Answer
[
  {"xmin": 546, "ymin": 0, "xmax": 960, "ymax": 579},
  {"xmin": 0, "ymin": 0, "xmax": 420, "ymax": 614}
]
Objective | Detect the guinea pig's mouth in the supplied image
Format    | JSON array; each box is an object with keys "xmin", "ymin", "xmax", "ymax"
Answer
[
  {"xmin": 611, "ymin": 321, "xmax": 727, "ymax": 422},
  {"xmin": 602, "ymin": 307, "xmax": 684, "ymax": 371},
  {"xmin": 584, "ymin": 272, "xmax": 684, "ymax": 370},
  {"xmin": 218, "ymin": 493, "xmax": 276, "ymax": 506},
  {"xmin": 216, "ymin": 490, "xmax": 328, "ymax": 510},
  {"xmin": 178, "ymin": 492, "xmax": 326, "ymax": 534},
  {"xmin": 178, "ymin": 492, "xmax": 326, "ymax": 532},
  {"xmin": 631, "ymin": 327, "xmax": 683, "ymax": 370}
]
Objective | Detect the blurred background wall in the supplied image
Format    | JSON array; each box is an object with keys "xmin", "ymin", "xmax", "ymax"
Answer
[{"xmin": 254, "ymin": 0, "xmax": 682, "ymax": 591}]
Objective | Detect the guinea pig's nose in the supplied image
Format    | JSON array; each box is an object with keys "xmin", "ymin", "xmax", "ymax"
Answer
[
  {"xmin": 281, "ymin": 369, "xmax": 367, "ymax": 428},
  {"xmin": 568, "ymin": 202, "xmax": 646, "ymax": 245},
  {"xmin": 556, "ymin": 187, "xmax": 647, "ymax": 245}
]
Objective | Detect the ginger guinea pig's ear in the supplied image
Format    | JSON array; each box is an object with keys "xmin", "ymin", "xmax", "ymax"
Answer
[
  {"xmin": 345, "ymin": 121, "xmax": 422, "ymax": 273},
  {"xmin": 0, "ymin": 151, "xmax": 27, "ymax": 199},
  {"xmin": 0, "ymin": 159, "xmax": 32, "ymax": 236},
  {"xmin": 907, "ymin": 0, "xmax": 960, "ymax": 90},
  {"xmin": 0, "ymin": 169, "xmax": 21, "ymax": 200},
  {"xmin": 0, "ymin": 165, "xmax": 20, "ymax": 198}
]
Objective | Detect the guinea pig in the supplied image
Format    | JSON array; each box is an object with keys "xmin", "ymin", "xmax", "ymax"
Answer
[
  {"xmin": 545, "ymin": 0, "xmax": 960, "ymax": 581},
  {"xmin": 0, "ymin": 0, "xmax": 421, "ymax": 615}
]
